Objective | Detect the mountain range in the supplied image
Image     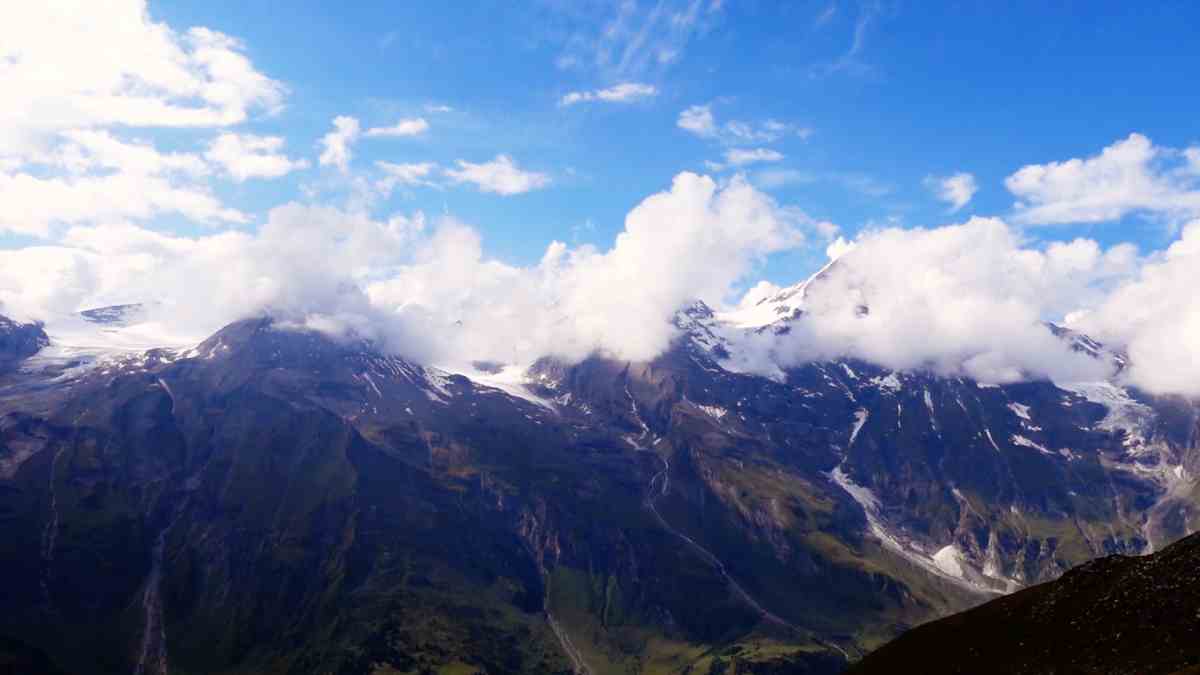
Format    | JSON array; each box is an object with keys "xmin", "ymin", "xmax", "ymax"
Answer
[{"xmin": 0, "ymin": 277, "xmax": 1196, "ymax": 674}]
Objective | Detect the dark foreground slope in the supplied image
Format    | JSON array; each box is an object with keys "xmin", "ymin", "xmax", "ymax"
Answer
[{"xmin": 850, "ymin": 532, "xmax": 1200, "ymax": 675}]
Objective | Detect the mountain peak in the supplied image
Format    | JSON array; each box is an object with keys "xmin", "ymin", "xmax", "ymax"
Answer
[{"xmin": 0, "ymin": 314, "xmax": 49, "ymax": 372}]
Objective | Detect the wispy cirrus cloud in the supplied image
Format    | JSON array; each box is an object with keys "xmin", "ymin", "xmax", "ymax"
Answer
[
  {"xmin": 751, "ymin": 167, "xmax": 891, "ymax": 198},
  {"xmin": 551, "ymin": 0, "xmax": 723, "ymax": 78},
  {"xmin": 705, "ymin": 147, "xmax": 785, "ymax": 172},
  {"xmin": 677, "ymin": 104, "xmax": 811, "ymax": 145},
  {"xmin": 560, "ymin": 82, "xmax": 657, "ymax": 106},
  {"xmin": 374, "ymin": 161, "xmax": 440, "ymax": 193},
  {"xmin": 365, "ymin": 117, "xmax": 430, "ymax": 137},
  {"xmin": 808, "ymin": 1, "xmax": 883, "ymax": 78}
]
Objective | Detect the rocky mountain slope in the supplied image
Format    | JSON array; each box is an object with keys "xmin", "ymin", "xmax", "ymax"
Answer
[
  {"xmin": 0, "ymin": 304, "xmax": 1196, "ymax": 674},
  {"xmin": 0, "ymin": 316, "xmax": 48, "ymax": 373},
  {"xmin": 849, "ymin": 531, "xmax": 1200, "ymax": 674}
]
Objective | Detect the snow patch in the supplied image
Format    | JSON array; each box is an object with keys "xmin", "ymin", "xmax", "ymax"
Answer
[
  {"xmin": 933, "ymin": 545, "xmax": 965, "ymax": 578},
  {"xmin": 445, "ymin": 364, "xmax": 556, "ymax": 411},
  {"xmin": 1008, "ymin": 402, "xmax": 1032, "ymax": 421},
  {"xmin": 849, "ymin": 409, "xmax": 869, "ymax": 446},
  {"xmin": 871, "ymin": 372, "xmax": 903, "ymax": 393},
  {"xmin": 1011, "ymin": 434, "xmax": 1054, "ymax": 456}
]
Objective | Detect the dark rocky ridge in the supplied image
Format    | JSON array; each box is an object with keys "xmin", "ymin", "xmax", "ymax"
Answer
[
  {"xmin": 849, "ymin": 532, "xmax": 1200, "ymax": 675},
  {"xmin": 0, "ymin": 315, "xmax": 48, "ymax": 373}
]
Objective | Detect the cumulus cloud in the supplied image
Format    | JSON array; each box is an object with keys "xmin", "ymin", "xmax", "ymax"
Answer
[
  {"xmin": 0, "ymin": 166, "xmax": 246, "ymax": 237},
  {"xmin": 1068, "ymin": 221, "xmax": 1200, "ymax": 397},
  {"xmin": 365, "ymin": 117, "xmax": 430, "ymax": 137},
  {"xmin": 724, "ymin": 217, "xmax": 1138, "ymax": 384},
  {"xmin": 0, "ymin": 1, "xmax": 284, "ymax": 163},
  {"xmin": 368, "ymin": 172, "xmax": 806, "ymax": 364},
  {"xmin": 560, "ymin": 82, "xmax": 658, "ymax": 106},
  {"xmin": 925, "ymin": 172, "xmax": 978, "ymax": 212},
  {"xmin": 0, "ymin": 173, "xmax": 807, "ymax": 368},
  {"xmin": 205, "ymin": 133, "xmax": 308, "ymax": 181},
  {"xmin": 318, "ymin": 116, "xmax": 361, "ymax": 173},
  {"xmin": 0, "ymin": 206, "xmax": 426, "ymax": 345},
  {"xmin": 53, "ymin": 130, "xmax": 209, "ymax": 177},
  {"xmin": 444, "ymin": 155, "xmax": 550, "ymax": 195},
  {"xmin": 0, "ymin": 3, "xmax": 286, "ymax": 237},
  {"xmin": 1007, "ymin": 133, "xmax": 1200, "ymax": 226}
]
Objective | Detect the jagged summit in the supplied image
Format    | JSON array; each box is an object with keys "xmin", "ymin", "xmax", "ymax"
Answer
[
  {"xmin": 0, "ymin": 314, "xmax": 49, "ymax": 372},
  {"xmin": 716, "ymin": 257, "xmax": 841, "ymax": 330}
]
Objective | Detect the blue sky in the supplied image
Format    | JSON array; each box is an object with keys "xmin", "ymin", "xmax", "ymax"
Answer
[{"xmin": 134, "ymin": 0, "xmax": 1199, "ymax": 283}]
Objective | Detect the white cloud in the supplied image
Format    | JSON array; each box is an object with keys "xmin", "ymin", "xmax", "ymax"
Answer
[
  {"xmin": 0, "ymin": 171, "xmax": 247, "ymax": 237},
  {"xmin": 925, "ymin": 172, "xmax": 978, "ymax": 212},
  {"xmin": 0, "ymin": 129, "xmax": 250, "ymax": 236},
  {"xmin": 4, "ymin": 158, "xmax": 1197, "ymax": 401},
  {"xmin": 677, "ymin": 104, "xmax": 718, "ymax": 137},
  {"xmin": 724, "ymin": 119, "xmax": 807, "ymax": 144},
  {"xmin": 318, "ymin": 116, "xmax": 361, "ymax": 173},
  {"xmin": 1069, "ymin": 220, "xmax": 1200, "ymax": 397},
  {"xmin": 424, "ymin": 104, "xmax": 454, "ymax": 114},
  {"xmin": 375, "ymin": 161, "xmax": 440, "ymax": 192},
  {"xmin": 1185, "ymin": 147, "xmax": 1200, "ymax": 175},
  {"xmin": 205, "ymin": 133, "xmax": 308, "ymax": 182},
  {"xmin": 560, "ymin": 82, "xmax": 658, "ymax": 106},
  {"xmin": 0, "ymin": 205, "xmax": 426, "ymax": 343},
  {"xmin": 0, "ymin": 2, "xmax": 286, "ymax": 236},
  {"xmin": 444, "ymin": 155, "xmax": 550, "ymax": 195},
  {"xmin": 0, "ymin": 1, "xmax": 284, "ymax": 163},
  {"xmin": 369, "ymin": 172, "xmax": 806, "ymax": 363},
  {"xmin": 1006, "ymin": 133, "xmax": 1200, "ymax": 226},
  {"xmin": 707, "ymin": 148, "xmax": 785, "ymax": 171},
  {"xmin": 55, "ymin": 130, "xmax": 209, "ymax": 177},
  {"xmin": 365, "ymin": 117, "xmax": 430, "ymax": 137},
  {"xmin": 725, "ymin": 217, "xmax": 1138, "ymax": 384},
  {"xmin": 677, "ymin": 104, "xmax": 810, "ymax": 144},
  {"xmin": 0, "ymin": 173, "xmax": 806, "ymax": 369},
  {"xmin": 750, "ymin": 168, "xmax": 890, "ymax": 198}
]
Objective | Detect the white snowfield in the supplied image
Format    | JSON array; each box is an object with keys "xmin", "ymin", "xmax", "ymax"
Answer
[{"xmin": 23, "ymin": 311, "xmax": 201, "ymax": 379}]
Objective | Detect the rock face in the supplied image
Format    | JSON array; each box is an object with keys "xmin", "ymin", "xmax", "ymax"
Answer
[
  {"xmin": 848, "ymin": 532, "xmax": 1200, "ymax": 675},
  {"xmin": 0, "ymin": 315, "xmax": 48, "ymax": 372},
  {"xmin": 0, "ymin": 313, "xmax": 1196, "ymax": 674}
]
